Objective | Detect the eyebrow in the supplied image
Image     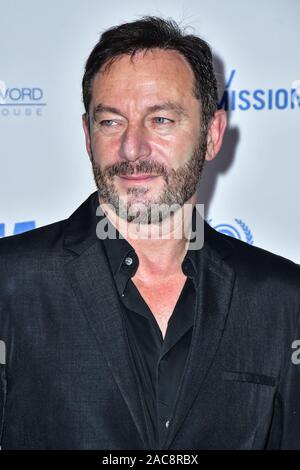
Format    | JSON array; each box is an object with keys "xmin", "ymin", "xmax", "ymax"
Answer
[
  {"xmin": 146, "ymin": 102, "xmax": 189, "ymax": 117},
  {"xmin": 92, "ymin": 101, "xmax": 189, "ymax": 120}
]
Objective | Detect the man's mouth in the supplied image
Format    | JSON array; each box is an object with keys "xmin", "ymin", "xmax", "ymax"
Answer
[{"xmin": 118, "ymin": 174, "xmax": 159, "ymax": 182}]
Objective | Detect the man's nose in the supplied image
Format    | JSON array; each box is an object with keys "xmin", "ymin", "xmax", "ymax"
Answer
[{"xmin": 118, "ymin": 124, "xmax": 151, "ymax": 162}]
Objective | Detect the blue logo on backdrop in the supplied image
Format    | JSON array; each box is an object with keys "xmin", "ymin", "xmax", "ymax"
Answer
[
  {"xmin": 0, "ymin": 79, "xmax": 46, "ymax": 117},
  {"xmin": 208, "ymin": 218, "xmax": 254, "ymax": 245},
  {"xmin": 0, "ymin": 221, "xmax": 36, "ymax": 237},
  {"xmin": 219, "ymin": 70, "xmax": 300, "ymax": 111}
]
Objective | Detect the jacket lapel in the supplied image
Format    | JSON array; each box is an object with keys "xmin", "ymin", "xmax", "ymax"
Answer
[
  {"xmin": 63, "ymin": 191, "xmax": 149, "ymax": 448},
  {"xmin": 162, "ymin": 224, "xmax": 236, "ymax": 449}
]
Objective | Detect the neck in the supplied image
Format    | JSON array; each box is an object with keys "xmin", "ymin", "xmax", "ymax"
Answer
[{"xmin": 98, "ymin": 194, "xmax": 196, "ymax": 280}]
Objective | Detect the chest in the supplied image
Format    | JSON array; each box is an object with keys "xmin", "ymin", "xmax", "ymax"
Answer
[{"xmin": 132, "ymin": 274, "xmax": 187, "ymax": 337}]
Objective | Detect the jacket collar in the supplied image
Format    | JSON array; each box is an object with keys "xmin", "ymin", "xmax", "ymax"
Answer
[{"xmin": 63, "ymin": 190, "xmax": 233, "ymax": 261}]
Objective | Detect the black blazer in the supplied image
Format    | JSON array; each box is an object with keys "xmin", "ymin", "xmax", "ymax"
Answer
[{"xmin": 1, "ymin": 191, "xmax": 300, "ymax": 450}]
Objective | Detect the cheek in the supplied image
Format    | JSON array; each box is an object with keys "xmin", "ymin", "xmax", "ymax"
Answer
[
  {"xmin": 152, "ymin": 137, "xmax": 196, "ymax": 169},
  {"xmin": 91, "ymin": 135, "xmax": 119, "ymax": 164}
]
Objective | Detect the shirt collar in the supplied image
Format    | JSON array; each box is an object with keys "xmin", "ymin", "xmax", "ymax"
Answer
[{"xmin": 102, "ymin": 206, "xmax": 199, "ymax": 296}]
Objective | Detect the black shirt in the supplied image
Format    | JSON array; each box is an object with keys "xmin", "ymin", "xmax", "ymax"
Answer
[{"xmin": 102, "ymin": 214, "xmax": 199, "ymax": 449}]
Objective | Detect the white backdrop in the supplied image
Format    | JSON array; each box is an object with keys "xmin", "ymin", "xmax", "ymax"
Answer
[{"xmin": 0, "ymin": 0, "xmax": 299, "ymax": 262}]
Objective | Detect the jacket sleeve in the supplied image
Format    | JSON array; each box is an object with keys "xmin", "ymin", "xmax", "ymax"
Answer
[
  {"xmin": 267, "ymin": 308, "xmax": 300, "ymax": 449},
  {"xmin": 0, "ymin": 340, "xmax": 7, "ymax": 448}
]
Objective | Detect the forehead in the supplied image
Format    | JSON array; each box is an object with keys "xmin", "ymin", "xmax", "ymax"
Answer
[{"xmin": 90, "ymin": 49, "xmax": 197, "ymax": 110}]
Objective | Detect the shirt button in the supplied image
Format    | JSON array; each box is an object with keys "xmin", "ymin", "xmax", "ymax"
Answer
[
  {"xmin": 124, "ymin": 256, "xmax": 133, "ymax": 266},
  {"xmin": 165, "ymin": 420, "xmax": 170, "ymax": 428}
]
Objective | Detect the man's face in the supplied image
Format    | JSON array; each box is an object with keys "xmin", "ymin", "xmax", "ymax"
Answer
[{"xmin": 83, "ymin": 48, "xmax": 206, "ymax": 223}]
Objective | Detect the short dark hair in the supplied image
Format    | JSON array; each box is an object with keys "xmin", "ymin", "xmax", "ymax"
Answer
[{"xmin": 82, "ymin": 16, "xmax": 218, "ymax": 132}]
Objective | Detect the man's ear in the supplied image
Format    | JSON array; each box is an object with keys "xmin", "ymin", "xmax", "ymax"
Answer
[
  {"xmin": 205, "ymin": 109, "xmax": 227, "ymax": 161},
  {"xmin": 82, "ymin": 113, "xmax": 93, "ymax": 162}
]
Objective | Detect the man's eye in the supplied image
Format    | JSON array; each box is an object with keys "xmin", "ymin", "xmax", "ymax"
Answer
[
  {"xmin": 153, "ymin": 117, "xmax": 174, "ymax": 125},
  {"xmin": 99, "ymin": 119, "xmax": 117, "ymax": 127}
]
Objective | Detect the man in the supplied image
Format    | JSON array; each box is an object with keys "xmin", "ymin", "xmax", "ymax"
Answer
[{"xmin": 0, "ymin": 16, "xmax": 300, "ymax": 450}]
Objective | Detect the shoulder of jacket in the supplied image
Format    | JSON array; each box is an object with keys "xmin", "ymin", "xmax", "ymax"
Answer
[
  {"xmin": 0, "ymin": 218, "xmax": 68, "ymax": 257},
  {"xmin": 205, "ymin": 222, "xmax": 300, "ymax": 284}
]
